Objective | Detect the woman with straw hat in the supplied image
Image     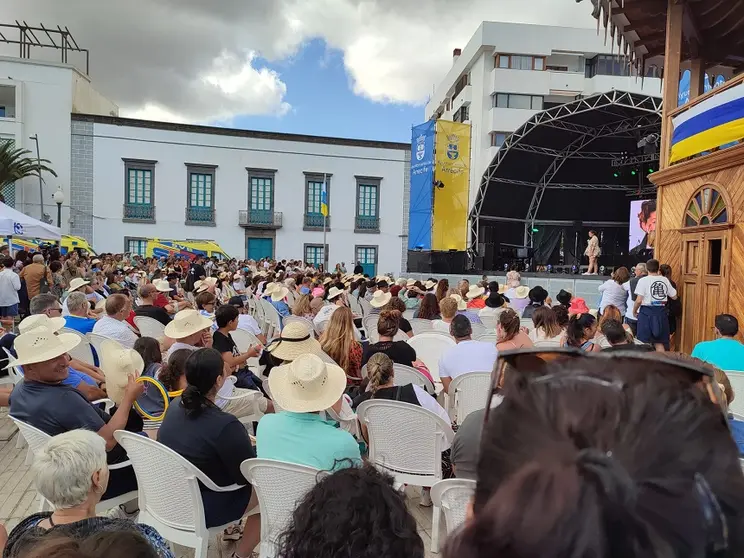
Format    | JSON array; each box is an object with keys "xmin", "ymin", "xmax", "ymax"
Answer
[
  {"xmin": 507, "ymin": 285, "xmax": 531, "ymax": 316},
  {"xmin": 368, "ymin": 290, "xmax": 392, "ymax": 315},
  {"xmin": 312, "ymin": 286, "xmax": 347, "ymax": 328},
  {"xmin": 269, "ymin": 283, "xmax": 291, "ymax": 326},
  {"xmin": 257, "ymin": 353, "xmax": 361, "ymax": 470},
  {"xmin": 8, "ymin": 327, "xmax": 146, "ymax": 502}
]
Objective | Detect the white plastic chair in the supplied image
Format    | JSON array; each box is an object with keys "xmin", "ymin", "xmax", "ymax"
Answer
[
  {"xmin": 240, "ymin": 459, "xmax": 324, "ymax": 558},
  {"xmin": 59, "ymin": 327, "xmax": 96, "ymax": 366},
  {"xmin": 115, "ymin": 430, "xmax": 246, "ymax": 558},
  {"xmin": 407, "ymin": 333, "xmax": 456, "ymax": 382},
  {"xmin": 430, "ymin": 479, "xmax": 476, "ymax": 535},
  {"xmin": 0, "ymin": 347, "xmax": 24, "ymax": 387},
  {"xmin": 314, "ymin": 319, "xmax": 330, "ymax": 336},
  {"xmin": 230, "ymin": 328, "xmax": 261, "ymax": 353},
  {"xmin": 393, "ymin": 363, "xmax": 436, "ymax": 394},
  {"xmin": 476, "ymin": 333, "xmax": 498, "ymax": 344},
  {"xmin": 363, "ymin": 315, "xmax": 380, "ymax": 344},
  {"xmin": 259, "ymin": 299, "xmax": 283, "ymax": 340},
  {"xmin": 469, "ymin": 323, "xmax": 487, "ymax": 339},
  {"xmin": 356, "ymin": 400, "xmax": 454, "ymax": 554},
  {"xmin": 348, "ymin": 295, "xmax": 363, "ymax": 318},
  {"xmin": 282, "ymin": 316, "xmax": 315, "ymax": 336},
  {"xmin": 11, "ymin": 417, "xmax": 136, "ymax": 514},
  {"xmin": 520, "ymin": 318, "xmax": 535, "ymax": 331},
  {"xmin": 409, "ymin": 318, "xmax": 434, "ymax": 336},
  {"xmin": 726, "ymin": 371, "xmax": 744, "ymax": 416},
  {"xmin": 403, "ymin": 309, "xmax": 415, "ymax": 320},
  {"xmin": 87, "ymin": 332, "xmax": 123, "ymax": 358},
  {"xmin": 447, "ymin": 372, "xmax": 492, "ymax": 424},
  {"xmin": 133, "ymin": 316, "xmax": 166, "ymax": 339},
  {"xmin": 359, "ymin": 297, "xmax": 373, "ymax": 318}
]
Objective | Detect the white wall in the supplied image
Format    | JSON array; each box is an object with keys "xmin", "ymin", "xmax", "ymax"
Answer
[{"xmin": 88, "ymin": 121, "xmax": 409, "ymax": 275}]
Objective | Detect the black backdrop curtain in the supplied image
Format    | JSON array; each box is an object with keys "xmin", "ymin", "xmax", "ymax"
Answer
[{"xmin": 532, "ymin": 227, "xmax": 562, "ymax": 266}]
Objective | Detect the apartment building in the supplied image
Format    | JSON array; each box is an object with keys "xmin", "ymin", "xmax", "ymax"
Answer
[{"xmin": 424, "ymin": 22, "xmax": 663, "ymax": 212}]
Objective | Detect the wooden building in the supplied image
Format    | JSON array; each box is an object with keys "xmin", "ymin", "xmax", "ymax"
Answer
[{"xmin": 581, "ymin": 0, "xmax": 744, "ymax": 352}]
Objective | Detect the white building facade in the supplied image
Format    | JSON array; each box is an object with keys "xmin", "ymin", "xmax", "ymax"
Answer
[
  {"xmin": 70, "ymin": 115, "xmax": 410, "ymax": 275},
  {"xmin": 425, "ymin": 22, "xmax": 663, "ymax": 212}
]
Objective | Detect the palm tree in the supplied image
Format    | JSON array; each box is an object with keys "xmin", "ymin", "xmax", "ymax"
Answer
[{"xmin": 0, "ymin": 140, "xmax": 57, "ymax": 192}]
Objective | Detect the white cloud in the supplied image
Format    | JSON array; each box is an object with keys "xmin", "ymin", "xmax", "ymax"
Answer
[{"xmin": 5, "ymin": 0, "xmax": 596, "ymax": 122}]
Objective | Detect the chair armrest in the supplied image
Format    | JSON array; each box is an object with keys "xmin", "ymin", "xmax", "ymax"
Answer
[
  {"xmin": 219, "ymin": 390, "xmax": 261, "ymax": 402},
  {"xmin": 109, "ymin": 460, "xmax": 132, "ymax": 471},
  {"xmin": 187, "ymin": 469, "xmax": 246, "ymax": 492}
]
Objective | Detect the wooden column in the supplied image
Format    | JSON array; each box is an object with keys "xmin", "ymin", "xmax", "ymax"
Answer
[
  {"xmin": 689, "ymin": 58, "xmax": 706, "ymax": 100},
  {"xmin": 659, "ymin": 0, "xmax": 684, "ymax": 170}
]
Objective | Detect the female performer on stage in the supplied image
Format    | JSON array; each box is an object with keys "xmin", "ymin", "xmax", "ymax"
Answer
[{"xmin": 583, "ymin": 230, "xmax": 600, "ymax": 275}]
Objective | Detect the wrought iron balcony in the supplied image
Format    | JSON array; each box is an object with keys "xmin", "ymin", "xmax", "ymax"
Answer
[
  {"xmin": 238, "ymin": 209, "xmax": 283, "ymax": 229},
  {"xmin": 185, "ymin": 206, "xmax": 215, "ymax": 226},
  {"xmin": 355, "ymin": 215, "xmax": 380, "ymax": 233},
  {"xmin": 123, "ymin": 203, "xmax": 155, "ymax": 222},
  {"xmin": 304, "ymin": 213, "xmax": 330, "ymax": 230}
]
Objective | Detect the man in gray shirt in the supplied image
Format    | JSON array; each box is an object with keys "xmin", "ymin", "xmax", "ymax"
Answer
[{"xmin": 451, "ymin": 408, "xmax": 486, "ymax": 480}]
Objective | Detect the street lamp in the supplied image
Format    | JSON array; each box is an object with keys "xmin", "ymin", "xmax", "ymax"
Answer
[
  {"xmin": 53, "ymin": 187, "xmax": 64, "ymax": 229},
  {"xmin": 29, "ymin": 134, "xmax": 45, "ymax": 221}
]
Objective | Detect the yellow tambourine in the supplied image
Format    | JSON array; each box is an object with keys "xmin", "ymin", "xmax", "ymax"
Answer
[{"xmin": 133, "ymin": 376, "xmax": 170, "ymax": 421}]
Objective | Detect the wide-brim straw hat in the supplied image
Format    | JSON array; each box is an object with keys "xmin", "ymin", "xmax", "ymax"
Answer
[
  {"xmin": 6, "ymin": 326, "xmax": 80, "ymax": 368},
  {"xmin": 327, "ymin": 286, "xmax": 344, "ymax": 300},
  {"xmin": 263, "ymin": 282, "xmax": 278, "ymax": 296},
  {"xmin": 406, "ymin": 279, "xmax": 416, "ymax": 287},
  {"xmin": 68, "ymin": 277, "xmax": 90, "ymax": 292},
  {"xmin": 233, "ymin": 273, "xmax": 242, "ymax": 279},
  {"xmin": 370, "ymin": 290, "xmax": 392, "ymax": 308},
  {"xmin": 450, "ymin": 294, "xmax": 467, "ymax": 311},
  {"xmin": 396, "ymin": 278, "xmax": 407, "ymax": 286},
  {"xmin": 514, "ymin": 286, "xmax": 530, "ymax": 299},
  {"xmin": 323, "ymin": 277, "xmax": 333, "ymax": 285},
  {"xmin": 100, "ymin": 339, "xmax": 145, "ymax": 404},
  {"xmin": 269, "ymin": 354, "xmax": 347, "ymax": 413},
  {"xmin": 266, "ymin": 321, "xmax": 322, "ymax": 361},
  {"xmin": 271, "ymin": 285, "xmax": 289, "ymax": 302},
  {"xmin": 424, "ymin": 280, "xmax": 437, "ymax": 290},
  {"xmin": 153, "ymin": 279, "xmax": 172, "ymax": 292},
  {"xmin": 18, "ymin": 314, "xmax": 65, "ymax": 335},
  {"xmin": 466, "ymin": 285, "xmax": 485, "ymax": 300},
  {"xmin": 164, "ymin": 309, "xmax": 213, "ymax": 339},
  {"xmin": 196, "ymin": 277, "xmax": 218, "ymax": 293}
]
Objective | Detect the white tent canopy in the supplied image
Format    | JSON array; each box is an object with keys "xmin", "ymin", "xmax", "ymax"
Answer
[{"xmin": 0, "ymin": 202, "xmax": 61, "ymax": 240}]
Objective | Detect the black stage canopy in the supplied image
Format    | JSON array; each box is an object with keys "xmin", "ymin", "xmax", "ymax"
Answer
[{"xmin": 470, "ymin": 90, "xmax": 662, "ymax": 270}]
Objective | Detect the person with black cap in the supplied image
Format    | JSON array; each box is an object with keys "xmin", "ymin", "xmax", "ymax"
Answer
[
  {"xmin": 521, "ymin": 286, "xmax": 550, "ymax": 320},
  {"xmin": 556, "ymin": 289, "xmax": 572, "ymax": 309}
]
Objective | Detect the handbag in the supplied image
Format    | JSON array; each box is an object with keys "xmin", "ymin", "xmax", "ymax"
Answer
[{"xmin": 38, "ymin": 264, "xmax": 50, "ymax": 294}]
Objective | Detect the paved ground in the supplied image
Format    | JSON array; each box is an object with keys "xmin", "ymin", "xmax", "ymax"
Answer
[{"xmin": 0, "ymin": 410, "xmax": 443, "ymax": 557}]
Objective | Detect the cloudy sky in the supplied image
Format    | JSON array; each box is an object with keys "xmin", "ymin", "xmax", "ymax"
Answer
[{"xmin": 6, "ymin": 0, "xmax": 594, "ymax": 141}]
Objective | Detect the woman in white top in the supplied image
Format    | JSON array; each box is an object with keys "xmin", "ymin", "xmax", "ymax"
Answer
[
  {"xmin": 598, "ymin": 266, "xmax": 631, "ymax": 315},
  {"xmin": 528, "ymin": 306, "xmax": 565, "ymax": 345}
]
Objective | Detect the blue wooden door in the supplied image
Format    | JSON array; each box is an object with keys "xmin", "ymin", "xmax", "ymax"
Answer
[{"xmin": 247, "ymin": 238, "xmax": 273, "ymax": 260}]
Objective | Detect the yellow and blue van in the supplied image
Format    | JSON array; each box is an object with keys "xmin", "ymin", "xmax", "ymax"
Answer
[
  {"xmin": 2, "ymin": 234, "xmax": 97, "ymax": 256},
  {"xmin": 146, "ymin": 239, "xmax": 230, "ymax": 260}
]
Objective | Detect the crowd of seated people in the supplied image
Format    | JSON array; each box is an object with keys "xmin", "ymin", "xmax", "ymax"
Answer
[{"xmin": 1, "ymin": 250, "xmax": 744, "ymax": 557}]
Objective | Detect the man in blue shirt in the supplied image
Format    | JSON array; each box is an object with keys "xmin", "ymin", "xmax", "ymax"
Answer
[
  {"xmin": 692, "ymin": 314, "xmax": 744, "ymax": 372},
  {"xmin": 63, "ymin": 291, "xmax": 97, "ymax": 334}
]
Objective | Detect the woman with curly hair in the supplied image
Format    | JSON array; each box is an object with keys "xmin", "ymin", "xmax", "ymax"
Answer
[
  {"xmin": 414, "ymin": 293, "xmax": 441, "ymax": 321},
  {"xmin": 277, "ymin": 464, "xmax": 424, "ymax": 558}
]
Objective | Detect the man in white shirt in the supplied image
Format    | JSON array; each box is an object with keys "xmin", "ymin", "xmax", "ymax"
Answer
[
  {"xmin": 227, "ymin": 296, "xmax": 266, "ymax": 344},
  {"xmin": 623, "ymin": 263, "xmax": 647, "ymax": 335},
  {"xmin": 0, "ymin": 256, "xmax": 21, "ymax": 324},
  {"xmin": 438, "ymin": 315, "xmax": 498, "ymax": 394},
  {"xmin": 313, "ymin": 287, "xmax": 345, "ymax": 326},
  {"xmin": 92, "ymin": 294, "xmax": 138, "ymax": 349},
  {"xmin": 633, "ymin": 259, "xmax": 677, "ymax": 352}
]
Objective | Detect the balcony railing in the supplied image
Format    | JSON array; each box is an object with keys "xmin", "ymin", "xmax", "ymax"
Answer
[
  {"xmin": 123, "ymin": 203, "xmax": 155, "ymax": 222},
  {"xmin": 185, "ymin": 206, "xmax": 215, "ymax": 226},
  {"xmin": 304, "ymin": 213, "xmax": 330, "ymax": 230},
  {"xmin": 355, "ymin": 215, "xmax": 380, "ymax": 233},
  {"xmin": 238, "ymin": 209, "xmax": 283, "ymax": 229}
]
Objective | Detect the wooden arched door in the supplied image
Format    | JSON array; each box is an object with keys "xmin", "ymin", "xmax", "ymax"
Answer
[{"xmin": 679, "ymin": 185, "xmax": 732, "ymax": 353}]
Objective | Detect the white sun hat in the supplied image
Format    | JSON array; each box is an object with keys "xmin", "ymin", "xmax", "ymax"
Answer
[
  {"xmin": 327, "ymin": 286, "xmax": 344, "ymax": 301},
  {"xmin": 5, "ymin": 326, "xmax": 80, "ymax": 368},
  {"xmin": 100, "ymin": 339, "xmax": 145, "ymax": 404},
  {"xmin": 466, "ymin": 285, "xmax": 486, "ymax": 300},
  {"xmin": 68, "ymin": 277, "xmax": 90, "ymax": 292},
  {"xmin": 268, "ymin": 353, "xmax": 347, "ymax": 413},
  {"xmin": 424, "ymin": 280, "xmax": 437, "ymax": 290},
  {"xmin": 265, "ymin": 321, "xmax": 322, "ymax": 361},
  {"xmin": 406, "ymin": 278, "xmax": 416, "ymax": 287},
  {"xmin": 153, "ymin": 279, "xmax": 172, "ymax": 293},
  {"xmin": 370, "ymin": 290, "xmax": 392, "ymax": 308},
  {"xmin": 514, "ymin": 286, "xmax": 530, "ymax": 299},
  {"xmin": 18, "ymin": 313, "xmax": 65, "ymax": 335},
  {"xmin": 196, "ymin": 277, "xmax": 218, "ymax": 293},
  {"xmin": 450, "ymin": 294, "xmax": 467, "ymax": 311},
  {"xmin": 271, "ymin": 285, "xmax": 289, "ymax": 302},
  {"xmin": 263, "ymin": 282, "xmax": 278, "ymax": 296},
  {"xmin": 163, "ymin": 309, "xmax": 213, "ymax": 339}
]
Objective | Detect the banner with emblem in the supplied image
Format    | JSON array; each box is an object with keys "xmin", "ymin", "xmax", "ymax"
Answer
[
  {"xmin": 432, "ymin": 120, "xmax": 471, "ymax": 251},
  {"xmin": 408, "ymin": 121, "xmax": 436, "ymax": 250}
]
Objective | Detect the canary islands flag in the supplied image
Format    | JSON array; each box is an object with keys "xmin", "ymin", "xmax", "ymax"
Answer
[{"xmin": 320, "ymin": 181, "xmax": 328, "ymax": 217}]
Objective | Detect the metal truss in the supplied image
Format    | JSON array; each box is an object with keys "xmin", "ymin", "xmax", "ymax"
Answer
[
  {"xmin": 611, "ymin": 152, "xmax": 660, "ymax": 167},
  {"xmin": 493, "ymin": 177, "xmax": 651, "ymax": 191},
  {"xmin": 469, "ymin": 90, "xmax": 662, "ymax": 252}
]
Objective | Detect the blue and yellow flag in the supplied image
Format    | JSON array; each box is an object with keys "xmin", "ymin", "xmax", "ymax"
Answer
[
  {"xmin": 320, "ymin": 182, "xmax": 328, "ymax": 217},
  {"xmin": 671, "ymin": 82, "xmax": 744, "ymax": 163}
]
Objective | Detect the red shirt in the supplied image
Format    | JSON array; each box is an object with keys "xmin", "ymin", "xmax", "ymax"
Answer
[
  {"xmin": 154, "ymin": 293, "xmax": 169, "ymax": 308},
  {"xmin": 467, "ymin": 298, "xmax": 486, "ymax": 309}
]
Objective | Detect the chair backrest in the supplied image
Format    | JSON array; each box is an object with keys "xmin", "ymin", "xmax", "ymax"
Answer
[
  {"xmin": 282, "ymin": 316, "xmax": 315, "ymax": 336},
  {"xmin": 357, "ymin": 400, "xmax": 454, "ymax": 482},
  {"xmin": 409, "ymin": 318, "xmax": 434, "ymax": 336},
  {"xmin": 87, "ymin": 332, "xmax": 121, "ymax": 358},
  {"xmin": 59, "ymin": 328, "xmax": 96, "ymax": 366},
  {"xmin": 402, "ymin": 309, "xmax": 415, "ymax": 321},
  {"xmin": 407, "ymin": 333, "xmax": 456, "ymax": 382},
  {"xmin": 726, "ymin": 371, "xmax": 744, "ymax": 416},
  {"xmin": 448, "ymin": 372, "xmax": 492, "ymax": 424},
  {"xmin": 314, "ymin": 319, "xmax": 330, "ymax": 337},
  {"xmin": 230, "ymin": 328, "xmax": 261, "ymax": 353},
  {"xmin": 1, "ymin": 347, "xmax": 23, "ymax": 384},
  {"xmin": 393, "ymin": 363, "xmax": 436, "ymax": 393},
  {"xmin": 479, "ymin": 313, "xmax": 498, "ymax": 331},
  {"xmin": 114, "ymin": 431, "xmax": 211, "ymax": 533},
  {"xmin": 285, "ymin": 289, "xmax": 297, "ymax": 309},
  {"xmin": 476, "ymin": 333, "xmax": 498, "ymax": 344},
  {"xmin": 469, "ymin": 322, "xmax": 488, "ymax": 339},
  {"xmin": 359, "ymin": 297, "xmax": 373, "ymax": 318},
  {"xmin": 9, "ymin": 416, "xmax": 51, "ymax": 456},
  {"xmin": 133, "ymin": 316, "xmax": 166, "ymax": 339},
  {"xmin": 240, "ymin": 459, "xmax": 322, "ymax": 557},
  {"xmin": 259, "ymin": 299, "xmax": 282, "ymax": 338},
  {"xmin": 393, "ymin": 330, "xmax": 410, "ymax": 342},
  {"xmin": 364, "ymin": 315, "xmax": 380, "ymax": 344},
  {"xmin": 534, "ymin": 338, "xmax": 563, "ymax": 348},
  {"xmin": 520, "ymin": 318, "xmax": 535, "ymax": 331},
  {"xmin": 430, "ymin": 479, "xmax": 476, "ymax": 534},
  {"xmin": 348, "ymin": 295, "xmax": 363, "ymax": 317}
]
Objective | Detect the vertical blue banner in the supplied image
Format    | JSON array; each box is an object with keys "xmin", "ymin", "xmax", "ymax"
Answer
[{"xmin": 408, "ymin": 121, "xmax": 435, "ymax": 250}]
